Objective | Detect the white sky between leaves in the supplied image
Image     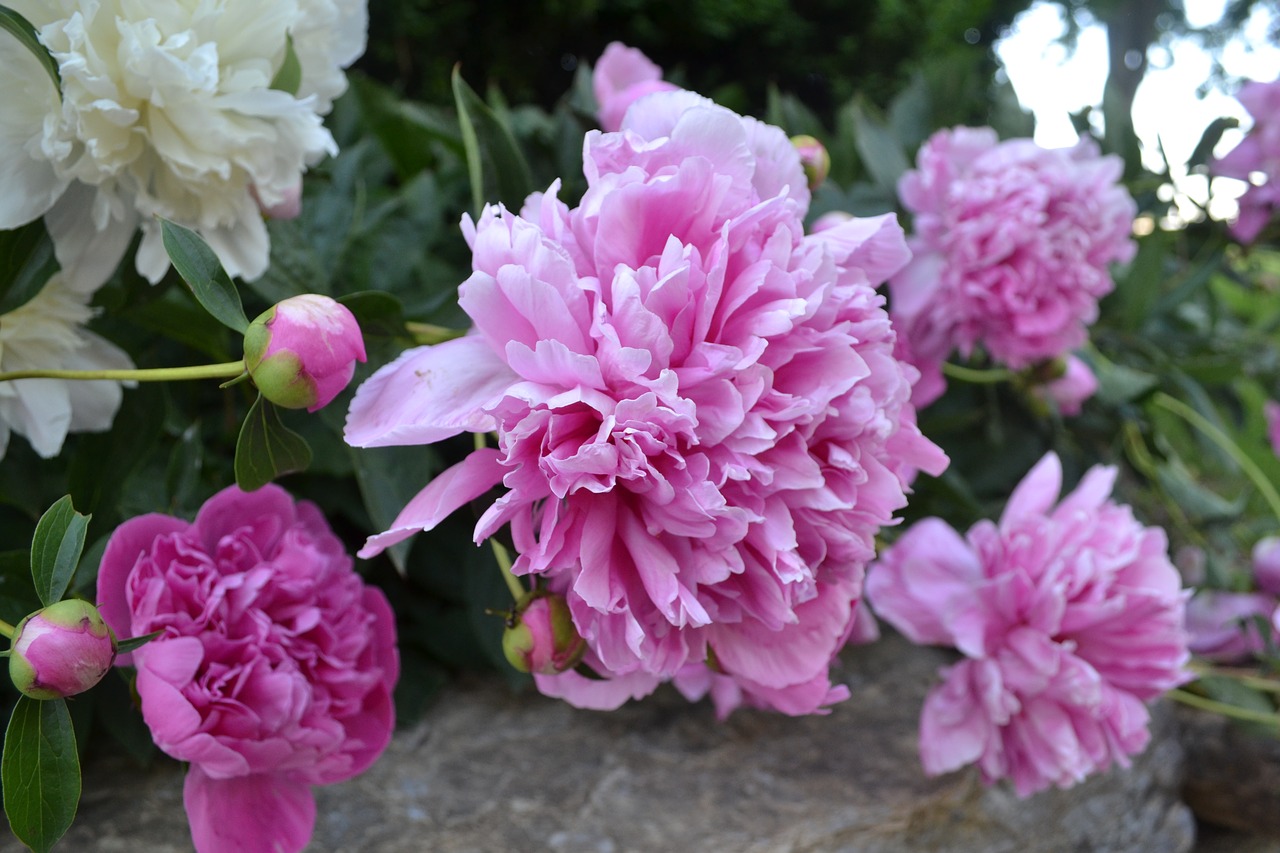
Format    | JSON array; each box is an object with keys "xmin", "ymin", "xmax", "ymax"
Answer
[{"xmin": 996, "ymin": 0, "xmax": 1280, "ymax": 223}]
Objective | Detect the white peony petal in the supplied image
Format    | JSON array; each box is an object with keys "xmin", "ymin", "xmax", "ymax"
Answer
[{"xmin": 0, "ymin": 28, "xmax": 67, "ymax": 228}]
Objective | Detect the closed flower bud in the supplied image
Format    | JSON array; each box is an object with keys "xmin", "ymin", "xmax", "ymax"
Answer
[
  {"xmin": 791, "ymin": 135, "xmax": 830, "ymax": 190},
  {"xmin": 502, "ymin": 592, "xmax": 586, "ymax": 675},
  {"xmin": 243, "ymin": 294, "xmax": 367, "ymax": 412},
  {"xmin": 1252, "ymin": 536, "xmax": 1280, "ymax": 596},
  {"xmin": 9, "ymin": 600, "xmax": 117, "ymax": 700}
]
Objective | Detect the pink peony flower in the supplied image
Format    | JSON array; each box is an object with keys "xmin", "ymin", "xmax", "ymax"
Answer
[
  {"xmin": 347, "ymin": 90, "xmax": 945, "ymax": 718},
  {"xmin": 96, "ymin": 485, "xmax": 398, "ymax": 853},
  {"xmin": 592, "ymin": 41, "xmax": 680, "ymax": 132},
  {"xmin": 867, "ymin": 452, "xmax": 1189, "ymax": 797},
  {"xmin": 1032, "ymin": 354, "xmax": 1098, "ymax": 416},
  {"xmin": 1265, "ymin": 400, "xmax": 1280, "ymax": 457},
  {"xmin": 1185, "ymin": 590, "xmax": 1275, "ymax": 663},
  {"xmin": 243, "ymin": 294, "xmax": 367, "ymax": 412},
  {"xmin": 1212, "ymin": 79, "xmax": 1280, "ymax": 244},
  {"xmin": 8, "ymin": 599, "xmax": 117, "ymax": 700},
  {"xmin": 890, "ymin": 127, "xmax": 1136, "ymax": 400}
]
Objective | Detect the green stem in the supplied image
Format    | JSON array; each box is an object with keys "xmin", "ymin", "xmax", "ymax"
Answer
[
  {"xmin": 0, "ymin": 361, "xmax": 246, "ymax": 384},
  {"xmin": 0, "ymin": 618, "xmax": 13, "ymax": 640},
  {"xmin": 1189, "ymin": 661, "xmax": 1280, "ymax": 694},
  {"xmin": 1152, "ymin": 391, "xmax": 1280, "ymax": 528},
  {"xmin": 490, "ymin": 538, "xmax": 525, "ymax": 602},
  {"xmin": 1168, "ymin": 688, "xmax": 1280, "ymax": 727},
  {"xmin": 941, "ymin": 362, "xmax": 1016, "ymax": 384}
]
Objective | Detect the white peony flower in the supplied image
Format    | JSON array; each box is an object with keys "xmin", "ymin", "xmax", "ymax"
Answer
[
  {"xmin": 0, "ymin": 0, "xmax": 367, "ymax": 291},
  {"xmin": 0, "ymin": 275, "xmax": 134, "ymax": 459}
]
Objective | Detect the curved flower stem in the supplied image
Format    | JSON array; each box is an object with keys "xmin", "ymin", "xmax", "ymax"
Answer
[
  {"xmin": 0, "ymin": 618, "xmax": 14, "ymax": 640},
  {"xmin": 405, "ymin": 322, "xmax": 467, "ymax": 346},
  {"xmin": 0, "ymin": 361, "xmax": 247, "ymax": 384},
  {"xmin": 1189, "ymin": 661, "xmax": 1280, "ymax": 694},
  {"xmin": 941, "ymin": 362, "xmax": 1016, "ymax": 384},
  {"xmin": 1152, "ymin": 392, "xmax": 1280, "ymax": 528},
  {"xmin": 1168, "ymin": 688, "xmax": 1280, "ymax": 727}
]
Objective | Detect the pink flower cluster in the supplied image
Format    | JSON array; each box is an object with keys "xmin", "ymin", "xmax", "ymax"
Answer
[
  {"xmin": 97, "ymin": 485, "xmax": 399, "ymax": 853},
  {"xmin": 347, "ymin": 90, "xmax": 946, "ymax": 718},
  {"xmin": 867, "ymin": 452, "xmax": 1189, "ymax": 797},
  {"xmin": 1186, "ymin": 536, "xmax": 1280, "ymax": 662},
  {"xmin": 1212, "ymin": 78, "xmax": 1280, "ymax": 244},
  {"xmin": 891, "ymin": 127, "xmax": 1136, "ymax": 406}
]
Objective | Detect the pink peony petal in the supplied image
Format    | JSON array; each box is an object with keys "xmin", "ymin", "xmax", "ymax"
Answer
[{"xmin": 183, "ymin": 766, "xmax": 316, "ymax": 853}]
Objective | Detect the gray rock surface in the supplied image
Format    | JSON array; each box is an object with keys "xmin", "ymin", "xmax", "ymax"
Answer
[
  {"xmin": 1178, "ymin": 703, "xmax": 1280, "ymax": 838},
  {"xmin": 8, "ymin": 634, "xmax": 1195, "ymax": 852}
]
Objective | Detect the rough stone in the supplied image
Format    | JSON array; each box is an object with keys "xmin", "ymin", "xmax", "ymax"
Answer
[
  {"xmin": 6, "ymin": 634, "xmax": 1195, "ymax": 852},
  {"xmin": 1178, "ymin": 703, "xmax": 1280, "ymax": 838}
]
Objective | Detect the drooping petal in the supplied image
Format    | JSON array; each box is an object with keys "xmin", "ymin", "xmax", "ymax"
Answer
[{"xmin": 183, "ymin": 767, "xmax": 316, "ymax": 853}]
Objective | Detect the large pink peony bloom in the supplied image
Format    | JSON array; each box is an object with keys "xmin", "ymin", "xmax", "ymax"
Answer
[
  {"xmin": 96, "ymin": 485, "xmax": 398, "ymax": 853},
  {"xmin": 1212, "ymin": 79, "xmax": 1280, "ymax": 244},
  {"xmin": 867, "ymin": 452, "xmax": 1189, "ymax": 797},
  {"xmin": 347, "ymin": 90, "xmax": 946, "ymax": 717},
  {"xmin": 592, "ymin": 41, "xmax": 680, "ymax": 132},
  {"xmin": 891, "ymin": 127, "xmax": 1136, "ymax": 405}
]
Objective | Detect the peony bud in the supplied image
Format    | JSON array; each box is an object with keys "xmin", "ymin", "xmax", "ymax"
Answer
[
  {"xmin": 243, "ymin": 294, "xmax": 367, "ymax": 412},
  {"xmin": 1253, "ymin": 536, "xmax": 1280, "ymax": 596},
  {"xmin": 251, "ymin": 180, "xmax": 303, "ymax": 221},
  {"xmin": 791, "ymin": 135, "xmax": 830, "ymax": 190},
  {"xmin": 502, "ymin": 591, "xmax": 586, "ymax": 675},
  {"xmin": 9, "ymin": 599, "xmax": 117, "ymax": 700},
  {"xmin": 1031, "ymin": 354, "xmax": 1097, "ymax": 416}
]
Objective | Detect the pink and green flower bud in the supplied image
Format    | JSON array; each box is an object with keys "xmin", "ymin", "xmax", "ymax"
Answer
[
  {"xmin": 791, "ymin": 135, "xmax": 830, "ymax": 190},
  {"xmin": 243, "ymin": 294, "xmax": 367, "ymax": 412},
  {"xmin": 502, "ymin": 591, "xmax": 587, "ymax": 675},
  {"xmin": 1252, "ymin": 536, "xmax": 1280, "ymax": 596},
  {"xmin": 9, "ymin": 599, "xmax": 117, "ymax": 700}
]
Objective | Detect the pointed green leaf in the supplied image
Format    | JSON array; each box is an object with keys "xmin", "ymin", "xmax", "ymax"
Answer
[
  {"xmin": 452, "ymin": 66, "xmax": 535, "ymax": 214},
  {"xmin": 115, "ymin": 630, "xmax": 162, "ymax": 654},
  {"xmin": 1187, "ymin": 116, "xmax": 1239, "ymax": 171},
  {"xmin": 269, "ymin": 34, "xmax": 301, "ymax": 95},
  {"xmin": 159, "ymin": 218, "xmax": 250, "ymax": 334},
  {"xmin": 0, "ymin": 5, "xmax": 60, "ymax": 99},
  {"xmin": 29, "ymin": 496, "xmax": 90, "ymax": 608},
  {"xmin": 0, "ymin": 219, "xmax": 59, "ymax": 315},
  {"xmin": 234, "ymin": 395, "xmax": 312, "ymax": 491},
  {"xmin": 3, "ymin": 697, "xmax": 80, "ymax": 853},
  {"xmin": 848, "ymin": 99, "xmax": 910, "ymax": 192}
]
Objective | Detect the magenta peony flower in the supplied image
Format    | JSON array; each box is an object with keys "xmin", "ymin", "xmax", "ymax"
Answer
[
  {"xmin": 347, "ymin": 90, "xmax": 945, "ymax": 717},
  {"xmin": 8, "ymin": 599, "xmax": 117, "ymax": 700},
  {"xmin": 867, "ymin": 452, "xmax": 1189, "ymax": 797},
  {"xmin": 592, "ymin": 41, "xmax": 680, "ymax": 132},
  {"xmin": 243, "ymin": 294, "xmax": 367, "ymax": 412},
  {"xmin": 96, "ymin": 485, "xmax": 398, "ymax": 853},
  {"xmin": 1032, "ymin": 354, "xmax": 1098, "ymax": 416},
  {"xmin": 890, "ymin": 127, "xmax": 1136, "ymax": 403},
  {"xmin": 1212, "ymin": 78, "xmax": 1280, "ymax": 244}
]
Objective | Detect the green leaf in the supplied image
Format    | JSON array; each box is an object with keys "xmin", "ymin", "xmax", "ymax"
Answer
[
  {"xmin": 269, "ymin": 34, "xmax": 301, "ymax": 95},
  {"xmin": 2, "ymin": 697, "xmax": 80, "ymax": 853},
  {"xmin": 29, "ymin": 497, "xmax": 90, "ymax": 608},
  {"xmin": 115, "ymin": 630, "xmax": 162, "ymax": 654},
  {"xmin": 0, "ymin": 5, "xmax": 60, "ymax": 99},
  {"xmin": 847, "ymin": 98, "xmax": 910, "ymax": 192},
  {"xmin": 159, "ymin": 218, "xmax": 250, "ymax": 334},
  {"xmin": 0, "ymin": 219, "xmax": 59, "ymax": 315},
  {"xmin": 451, "ymin": 66, "xmax": 536, "ymax": 214},
  {"xmin": 352, "ymin": 73, "xmax": 463, "ymax": 180},
  {"xmin": 234, "ymin": 395, "xmax": 312, "ymax": 491},
  {"xmin": 1187, "ymin": 116, "xmax": 1239, "ymax": 171}
]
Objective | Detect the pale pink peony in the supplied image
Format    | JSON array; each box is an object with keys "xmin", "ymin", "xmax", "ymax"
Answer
[
  {"xmin": 347, "ymin": 90, "xmax": 945, "ymax": 717},
  {"xmin": 867, "ymin": 452, "xmax": 1189, "ymax": 797},
  {"xmin": 592, "ymin": 41, "xmax": 680, "ymax": 132},
  {"xmin": 1212, "ymin": 79, "xmax": 1280, "ymax": 244},
  {"xmin": 1032, "ymin": 354, "xmax": 1098, "ymax": 416},
  {"xmin": 891, "ymin": 127, "xmax": 1136, "ymax": 403},
  {"xmin": 96, "ymin": 485, "xmax": 398, "ymax": 853}
]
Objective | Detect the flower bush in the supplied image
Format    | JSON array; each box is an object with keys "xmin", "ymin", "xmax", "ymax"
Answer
[{"xmin": 96, "ymin": 484, "xmax": 398, "ymax": 853}]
